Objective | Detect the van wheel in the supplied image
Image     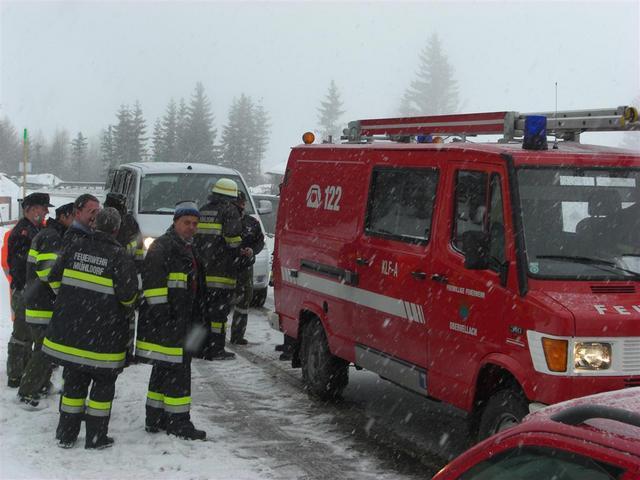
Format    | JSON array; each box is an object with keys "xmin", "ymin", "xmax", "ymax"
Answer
[
  {"xmin": 476, "ymin": 389, "xmax": 528, "ymax": 441},
  {"xmin": 251, "ymin": 288, "xmax": 267, "ymax": 307},
  {"xmin": 300, "ymin": 320, "xmax": 349, "ymax": 400}
]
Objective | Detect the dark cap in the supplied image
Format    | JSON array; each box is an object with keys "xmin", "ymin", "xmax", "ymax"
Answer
[
  {"xmin": 104, "ymin": 192, "xmax": 127, "ymax": 215},
  {"xmin": 237, "ymin": 191, "xmax": 247, "ymax": 202},
  {"xmin": 55, "ymin": 202, "xmax": 74, "ymax": 218},
  {"xmin": 22, "ymin": 192, "xmax": 54, "ymax": 209},
  {"xmin": 173, "ymin": 200, "xmax": 200, "ymax": 220},
  {"xmin": 105, "ymin": 192, "xmax": 126, "ymax": 209}
]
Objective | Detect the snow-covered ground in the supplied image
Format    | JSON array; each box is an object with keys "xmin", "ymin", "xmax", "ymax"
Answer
[{"xmin": 0, "ymin": 218, "xmax": 443, "ymax": 480}]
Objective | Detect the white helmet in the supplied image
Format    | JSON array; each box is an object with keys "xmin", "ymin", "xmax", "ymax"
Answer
[{"xmin": 211, "ymin": 178, "xmax": 238, "ymax": 198}]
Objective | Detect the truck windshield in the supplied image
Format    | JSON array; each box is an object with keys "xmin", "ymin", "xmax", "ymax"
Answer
[
  {"xmin": 138, "ymin": 173, "xmax": 254, "ymax": 215},
  {"xmin": 517, "ymin": 167, "xmax": 639, "ymax": 280}
]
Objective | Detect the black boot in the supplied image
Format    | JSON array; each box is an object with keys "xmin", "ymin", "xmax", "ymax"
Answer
[
  {"xmin": 86, "ymin": 436, "xmax": 114, "ymax": 450},
  {"xmin": 145, "ymin": 407, "xmax": 167, "ymax": 433},
  {"xmin": 85, "ymin": 416, "xmax": 114, "ymax": 449},
  {"xmin": 56, "ymin": 412, "xmax": 82, "ymax": 448},
  {"xmin": 166, "ymin": 418, "xmax": 206, "ymax": 441},
  {"xmin": 206, "ymin": 349, "xmax": 236, "ymax": 360}
]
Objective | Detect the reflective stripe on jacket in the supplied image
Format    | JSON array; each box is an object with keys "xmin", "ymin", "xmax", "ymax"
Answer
[
  {"xmin": 43, "ymin": 230, "xmax": 138, "ymax": 373},
  {"xmin": 136, "ymin": 226, "xmax": 200, "ymax": 367},
  {"xmin": 195, "ymin": 194, "xmax": 242, "ymax": 290}
]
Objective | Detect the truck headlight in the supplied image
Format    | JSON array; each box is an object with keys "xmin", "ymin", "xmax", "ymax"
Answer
[
  {"xmin": 574, "ymin": 342, "xmax": 611, "ymax": 370},
  {"xmin": 143, "ymin": 237, "xmax": 155, "ymax": 250}
]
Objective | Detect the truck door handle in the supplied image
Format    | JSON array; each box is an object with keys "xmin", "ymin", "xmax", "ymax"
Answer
[
  {"xmin": 431, "ymin": 274, "xmax": 448, "ymax": 284},
  {"xmin": 411, "ymin": 271, "xmax": 427, "ymax": 280},
  {"xmin": 356, "ymin": 257, "xmax": 369, "ymax": 266}
]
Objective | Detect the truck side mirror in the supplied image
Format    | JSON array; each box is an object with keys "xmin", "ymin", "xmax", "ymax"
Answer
[
  {"xmin": 258, "ymin": 199, "xmax": 273, "ymax": 215},
  {"xmin": 463, "ymin": 231, "xmax": 490, "ymax": 270}
]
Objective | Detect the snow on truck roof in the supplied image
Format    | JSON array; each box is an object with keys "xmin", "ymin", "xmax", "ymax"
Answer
[{"xmin": 121, "ymin": 162, "xmax": 240, "ymax": 176}]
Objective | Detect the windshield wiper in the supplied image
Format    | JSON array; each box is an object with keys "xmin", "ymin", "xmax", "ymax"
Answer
[{"xmin": 536, "ymin": 255, "xmax": 640, "ymax": 278}]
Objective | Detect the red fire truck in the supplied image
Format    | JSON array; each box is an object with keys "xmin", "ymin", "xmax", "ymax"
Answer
[{"xmin": 270, "ymin": 106, "xmax": 640, "ymax": 440}]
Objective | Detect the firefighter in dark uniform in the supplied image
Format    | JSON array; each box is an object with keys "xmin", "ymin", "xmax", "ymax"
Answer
[
  {"xmin": 136, "ymin": 201, "xmax": 206, "ymax": 440},
  {"xmin": 104, "ymin": 192, "xmax": 143, "ymax": 359},
  {"xmin": 6, "ymin": 192, "xmax": 52, "ymax": 388},
  {"xmin": 104, "ymin": 192, "xmax": 144, "ymax": 268},
  {"xmin": 194, "ymin": 178, "xmax": 243, "ymax": 360},
  {"xmin": 18, "ymin": 202, "xmax": 74, "ymax": 408},
  {"xmin": 230, "ymin": 191, "xmax": 264, "ymax": 345},
  {"xmin": 65, "ymin": 193, "xmax": 100, "ymax": 244},
  {"xmin": 43, "ymin": 207, "xmax": 138, "ymax": 449}
]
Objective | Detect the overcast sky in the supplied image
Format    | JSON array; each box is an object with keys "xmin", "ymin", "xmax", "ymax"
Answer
[{"xmin": 1, "ymin": 0, "xmax": 639, "ymax": 173}]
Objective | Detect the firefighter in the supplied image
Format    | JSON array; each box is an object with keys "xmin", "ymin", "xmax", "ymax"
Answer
[
  {"xmin": 136, "ymin": 201, "xmax": 206, "ymax": 440},
  {"xmin": 6, "ymin": 192, "xmax": 52, "ymax": 388},
  {"xmin": 104, "ymin": 192, "xmax": 143, "ymax": 360},
  {"xmin": 18, "ymin": 202, "xmax": 74, "ymax": 408},
  {"xmin": 104, "ymin": 192, "xmax": 144, "ymax": 268},
  {"xmin": 194, "ymin": 178, "xmax": 243, "ymax": 360},
  {"xmin": 43, "ymin": 207, "xmax": 138, "ymax": 449},
  {"xmin": 230, "ymin": 191, "xmax": 264, "ymax": 345},
  {"xmin": 65, "ymin": 193, "xmax": 100, "ymax": 243}
]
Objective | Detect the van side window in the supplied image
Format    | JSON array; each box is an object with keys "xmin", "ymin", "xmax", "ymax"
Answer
[
  {"xmin": 453, "ymin": 171, "xmax": 506, "ymax": 267},
  {"xmin": 123, "ymin": 172, "xmax": 136, "ymax": 211},
  {"xmin": 365, "ymin": 168, "xmax": 438, "ymax": 244}
]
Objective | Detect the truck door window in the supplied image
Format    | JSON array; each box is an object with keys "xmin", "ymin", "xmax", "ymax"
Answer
[
  {"xmin": 488, "ymin": 173, "xmax": 505, "ymax": 264},
  {"xmin": 365, "ymin": 167, "xmax": 438, "ymax": 244},
  {"xmin": 453, "ymin": 170, "xmax": 506, "ymax": 268},
  {"xmin": 453, "ymin": 170, "xmax": 488, "ymax": 252}
]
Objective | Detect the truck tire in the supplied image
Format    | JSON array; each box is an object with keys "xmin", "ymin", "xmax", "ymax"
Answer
[
  {"xmin": 476, "ymin": 388, "xmax": 529, "ymax": 441},
  {"xmin": 251, "ymin": 288, "xmax": 267, "ymax": 307},
  {"xmin": 300, "ymin": 319, "xmax": 349, "ymax": 400}
]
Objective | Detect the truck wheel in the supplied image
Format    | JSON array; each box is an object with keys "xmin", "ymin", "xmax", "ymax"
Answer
[
  {"xmin": 300, "ymin": 320, "xmax": 349, "ymax": 400},
  {"xmin": 476, "ymin": 389, "xmax": 528, "ymax": 441},
  {"xmin": 251, "ymin": 288, "xmax": 267, "ymax": 307}
]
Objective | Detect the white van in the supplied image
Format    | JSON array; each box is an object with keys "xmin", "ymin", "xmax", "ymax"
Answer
[{"xmin": 106, "ymin": 162, "xmax": 271, "ymax": 306}]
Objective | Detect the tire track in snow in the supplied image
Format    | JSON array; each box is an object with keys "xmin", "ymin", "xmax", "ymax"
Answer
[{"xmin": 192, "ymin": 353, "xmax": 429, "ymax": 480}]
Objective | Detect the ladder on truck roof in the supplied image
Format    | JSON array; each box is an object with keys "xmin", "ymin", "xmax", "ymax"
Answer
[{"xmin": 341, "ymin": 106, "xmax": 639, "ymax": 143}]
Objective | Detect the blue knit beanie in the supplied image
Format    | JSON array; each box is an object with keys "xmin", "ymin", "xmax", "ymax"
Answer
[{"xmin": 173, "ymin": 200, "xmax": 200, "ymax": 220}]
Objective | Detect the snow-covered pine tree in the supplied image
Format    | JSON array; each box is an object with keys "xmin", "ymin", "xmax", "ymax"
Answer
[
  {"xmin": 176, "ymin": 98, "xmax": 189, "ymax": 162},
  {"xmin": 249, "ymin": 101, "xmax": 270, "ymax": 185},
  {"xmin": 50, "ymin": 129, "xmax": 70, "ymax": 179},
  {"xmin": 112, "ymin": 105, "xmax": 132, "ymax": 166},
  {"xmin": 151, "ymin": 119, "xmax": 163, "ymax": 162},
  {"xmin": 30, "ymin": 132, "xmax": 46, "ymax": 174},
  {"xmin": 399, "ymin": 33, "xmax": 459, "ymax": 116},
  {"xmin": 0, "ymin": 117, "xmax": 21, "ymax": 174},
  {"xmin": 317, "ymin": 80, "xmax": 345, "ymax": 142},
  {"xmin": 184, "ymin": 82, "xmax": 216, "ymax": 164},
  {"xmin": 101, "ymin": 125, "xmax": 115, "ymax": 176},
  {"xmin": 158, "ymin": 99, "xmax": 179, "ymax": 162},
  {"xmin": 70, "ymin": 131, "xmax": 88, "ymax": 178},
  {"xmin": 131, "ymin": 100, "xmax": 148, "ymax": 162},
  {"xmin": 221, "ymin": 94, "xmax": 254, "ymax": 178}
]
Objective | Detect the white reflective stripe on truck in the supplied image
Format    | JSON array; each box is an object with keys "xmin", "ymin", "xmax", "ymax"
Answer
[{"xmin": 281, "ymin": 267, "xmax": 425, "ymax": 324}]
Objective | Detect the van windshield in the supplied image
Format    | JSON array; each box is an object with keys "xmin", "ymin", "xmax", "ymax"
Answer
[
  {"xmin": 517, "ymin": 167, "xmax": 640, "ymax": 280},
  {"xmin": 138, "ymin": 173, "xmax": 254, "ymax": 215}
]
